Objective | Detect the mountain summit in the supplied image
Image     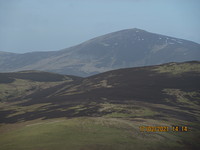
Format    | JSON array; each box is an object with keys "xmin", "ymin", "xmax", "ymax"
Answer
[{"xmin": 0, "ymin": 28, "xmax": 200, "ymax": 76}]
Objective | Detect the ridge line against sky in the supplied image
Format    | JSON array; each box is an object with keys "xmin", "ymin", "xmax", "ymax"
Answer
[{"xmin": 0, "ymin": 0, "xmax": 200, "ymax": 53}]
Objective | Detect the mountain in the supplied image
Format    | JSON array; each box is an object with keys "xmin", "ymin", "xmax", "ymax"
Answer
[
  {"xmin": 0, "ymin": 61, "xmax": 200, "ymax": 150},
  {"xmin": 0, "ymin": 28, "xmax": 200, "ymax": 76}
]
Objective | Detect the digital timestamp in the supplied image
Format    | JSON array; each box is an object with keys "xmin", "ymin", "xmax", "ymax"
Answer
[{"xmin": 139, "ymin": 126, "xmax": 189, "ymax": 132}]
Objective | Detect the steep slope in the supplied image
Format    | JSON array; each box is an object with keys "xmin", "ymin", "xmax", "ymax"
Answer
[{"xmin": 0, "ymin": 28, "xmax": 200, "ymax": 76}]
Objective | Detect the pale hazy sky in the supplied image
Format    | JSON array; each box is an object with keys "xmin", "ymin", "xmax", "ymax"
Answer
[{"xmin": 0, "ymin": 0, "xmax": 200, "ymax": 53}]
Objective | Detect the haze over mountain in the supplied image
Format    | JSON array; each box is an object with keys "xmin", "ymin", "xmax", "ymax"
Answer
[{"xmin": 0, "ymin": 28, "xmax": 200, "ymax": 76}]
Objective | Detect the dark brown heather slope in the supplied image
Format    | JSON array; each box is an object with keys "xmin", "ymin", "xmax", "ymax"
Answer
[
  {"xmin": 0, "ymin": 61, "xmax": 200, "ymax": 150},
  {"xmin": 0, "ymin": 61, "xmax": 198, "ymax": 123},
  {"xmin": 20, "ymin": 61, "xmax": 199, "ymax": 104}
]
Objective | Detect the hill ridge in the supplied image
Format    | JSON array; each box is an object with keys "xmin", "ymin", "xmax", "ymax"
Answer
[{"xmin": 0, "ymin": 28, "xmax": 199, "ymax": 76}]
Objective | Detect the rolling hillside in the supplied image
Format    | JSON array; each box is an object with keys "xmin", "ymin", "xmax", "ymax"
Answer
[
  {"xmin": 0, "ymin": 70, "xmax": 81, "ymax": 102},
  {"xmin": 0, "ymin": 62, "xmax": 199, "ymax": 150}
]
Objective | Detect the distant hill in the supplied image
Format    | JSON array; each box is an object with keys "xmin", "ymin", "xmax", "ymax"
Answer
[{"xmin": 0, "ymin": 28, "xmax": 200, "ymax": 76}]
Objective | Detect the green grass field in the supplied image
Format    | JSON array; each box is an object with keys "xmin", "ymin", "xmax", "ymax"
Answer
[{"xmin": 1, "ymin": 117, "xmax": 199, "ymax": 150}]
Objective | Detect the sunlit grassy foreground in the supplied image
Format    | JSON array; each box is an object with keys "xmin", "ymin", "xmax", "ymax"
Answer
[{"xmin": 0, "ymin": 117, "xmax": 199, "ymax": 150}]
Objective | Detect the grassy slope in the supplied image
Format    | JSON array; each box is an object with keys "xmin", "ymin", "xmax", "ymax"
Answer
[
  {"xmin": 0, "ymin": 117, "xmax": 199, "ymax": 150},
  {"xmin": 0, "ymin": 79, "xmax": 65, "ymax": 101},
  {"xmin": 0, "ymin": 62, "xmax": 200, "ymax": 150},
  {"xmin": 0, "ymin": 71, "xmax": 78, "ymax": 101},
  {"xmin": 0, "ymin": 99, "xmax": 199, "ymax": 149}
]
